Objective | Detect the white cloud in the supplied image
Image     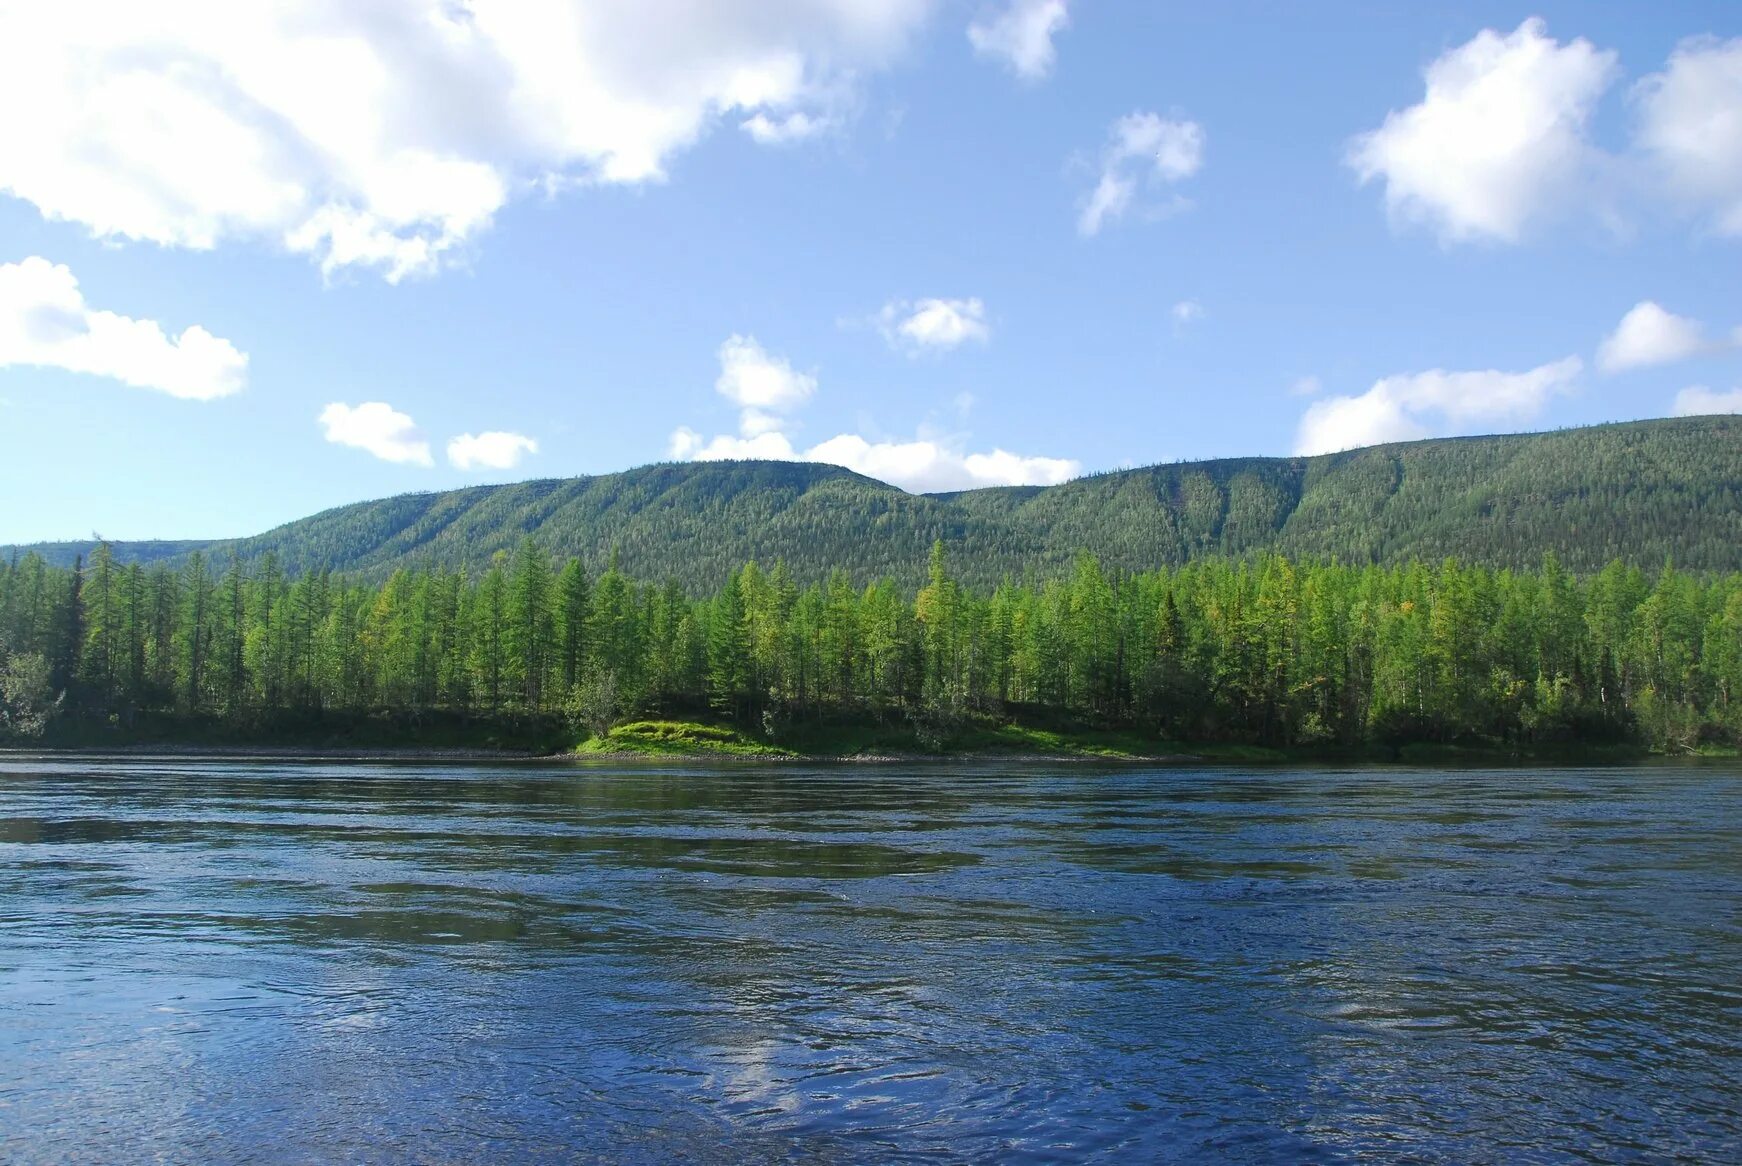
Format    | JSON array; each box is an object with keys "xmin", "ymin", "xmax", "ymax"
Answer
[
  {"xmin": 1348, "ymin": 19, "xmax": 1617, "ymax": 243},
  {"xmin": 1598, "ymin": 301, "xmax": 1714, "ymax": 372},
  {"xmin": 1635, "ymin": 37, "xmax": 1742, "ymax": 236},
  {"xmin": 672, "ymin": 333, "xmax": 1076, "ymax": 491},
  {"xmin": 0, "ymin": 256, "xmax": 246, "ymax": 399},
  {"xmin": 698, "ymin": 335, "xmax": 820, "ymax": 450},
  {"xmin": 879, "ymin": 297, "xmax": 991, "ymax": 351},
  {"xmin": 448, "ymin": 430, "xmax": 537, "ymax": 470},
  {"xmin": 1172, "ymin": 300, "xmax": 1204, "ymax": 325},
  {"xmin": 738, "ymin": 408, "xmax": 785, "ymax": 437},
  {"xmin": 669, "ymin": 427, "xmax": 1078, "ymax": 492},
  {"xmin": 1296, "ymin": 390, "xmax": 1431, "ymax": 454},
  {"xmin": 0, "ymin": 2, "xmax": 937, "ymax": 282},
  {"xmin": 1289, "ymin": 375, "xmax": 1323, "ymax": 397},
  {"xmin": 1672, "ymin": 385, "xmax": 1742, "ymax": 416},
  {"xmin": 968, "ymin": 0, "xmax": 1070, "ymax": 82},
  {"xmin": 715, "ymin": 335, "xmax": 816, "ymax": 412},
  {"xmin": 1294, "ymin": 356, "xmax": 1583, "ymax": 455},
  {"xmin": 812, "ymin": 434, "xmax": 1077, "ymax": 491},
  {"xmin": 319, "ymin": 401, "xmax": 433, "ymax": 466},
  {"xmin": 1078, "ymin": 112, "xmax": 1204, "ymax": 236},
  {"xmin": 740, "ymin": 111, "xmax": 835, "ymax": 146},
  {"xmin": 668, "ymin": 428, "xmax": 785, "ymax": 462}
]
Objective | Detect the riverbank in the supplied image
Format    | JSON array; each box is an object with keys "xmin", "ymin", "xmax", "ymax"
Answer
[
  {"xmin": 4, "ymin": 712, "xmax": 1695, "ymax": 765},
  {"xmin": 574, "ymin": 719, "xmax": 1674, "ymax": 765},
  {"xmin": 0, "ymin": 744, "xmax": 551, "ymax": 762}
]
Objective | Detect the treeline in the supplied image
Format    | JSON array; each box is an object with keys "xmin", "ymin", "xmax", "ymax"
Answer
[{"xmin": 2, "ymin": 540, "xmax": 1739, "ymax": 751}]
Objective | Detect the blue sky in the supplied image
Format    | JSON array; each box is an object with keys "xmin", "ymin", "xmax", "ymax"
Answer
[{"xmin": 0, "ymin": 1, "xmax": 1738, "ymax": 543}]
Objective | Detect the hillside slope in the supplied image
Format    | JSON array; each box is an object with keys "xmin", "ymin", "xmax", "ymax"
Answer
[
  {"xmin": 946, "ymin": 415, "xmax": 1742, "ymax": 573},
  {"xmin": 8, "ymin": 416, "xmax": 1740, "ymax": 586}
]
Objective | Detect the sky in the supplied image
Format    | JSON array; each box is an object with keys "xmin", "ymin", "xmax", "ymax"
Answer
[{"xmin": 0, "ymin": 0, "xmax": 1739, "ymax": 543}]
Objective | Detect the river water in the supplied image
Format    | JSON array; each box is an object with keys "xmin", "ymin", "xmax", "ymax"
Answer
[{"xmin": 1, "ymin": 757, "xmax": 1738, "ymax": 1163}]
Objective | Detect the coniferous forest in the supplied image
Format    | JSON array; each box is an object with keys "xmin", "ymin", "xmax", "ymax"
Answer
[
  {"xmin": 3, "ymin": 536, "xmax": 1738, "ymax": 755},
  {"xmin": 10, "ymin": 417, "xmax": 1742, "ymax": 588}
]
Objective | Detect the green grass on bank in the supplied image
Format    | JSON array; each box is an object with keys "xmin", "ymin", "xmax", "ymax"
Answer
[
  {"xmin": 568, "ymin": 717, "xmax": 1193, "ymax": 760},
  {"xmin": 577, "ymin": 719, "xmax": 1294, "ymax": 761},
  {"xmin": 574, "ymin": 717, "xmax": 1667, "ymax": 764},
  {"xmin": 575, "ymin": 720, "xmax": 797, "ymax": 758}
]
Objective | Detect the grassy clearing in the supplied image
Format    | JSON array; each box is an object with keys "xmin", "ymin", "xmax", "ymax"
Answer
[
  {"xmin": 576, "ymin": 720, "xmax": 797, "ymax": 758},
  {"xmin": 583, "ymin": 717, "xmax": 1200, "ymax": 761},
  {"xmin": 569, "ymin": 717, "xmax": 1668, "ymax": 765}
]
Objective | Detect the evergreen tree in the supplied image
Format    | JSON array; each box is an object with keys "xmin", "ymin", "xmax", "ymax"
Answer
[
  {"xmin": 507, "ymin": 537, "xmax": 555, "ymax": 710},
  {"xmin": 81, "ymin": 543, "xmax": 118, "ymax": 707},
  {"xmin": 707, "ymin": 570, "xmax": 750, "ymax": 719},
  {"xmin": 555, "ymin": 559, "xmax": 592, "ymax": 695}
]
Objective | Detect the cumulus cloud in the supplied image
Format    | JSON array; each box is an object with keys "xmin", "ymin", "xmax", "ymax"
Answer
[
  {"xmin": 448, "ymin": 430, "xmax": 538, "ymax": 471},
  {"xmin": 715, "ymin": 335, "xmax": 817, "ymax": 412},
  {"xmin": 1078, "ymin": 111, "xmax": 1204, "ymax": 236},
  {"xmin": 1294, "ymin": 356, "xmax": 1583, "ymax": 455},
  {"xmin": 968, "ymin": 0, "xmax": 1070, "ymax": 82},
  {"xmin": 669, "ymin": 426, "xmax": 1078, "ymax": 492},
  {"xmin": 670, "ymin": 333, "xmax": 1077, "ymax": 491},
  {"xmin": 319, "ymin": 401, "xmax": 433, "ymax": 466},
  {"xmin": 1672, "ymin": 385, "xmax": 1742, "ymax": 416},
  {"xmin": 0, "ymin": 2, "xmax": 936, "ymax": 282},
  {"xmin": 1348, "ymin": 19, "xmax": 1617, "ymax": 243},
  {"xmin": 0, "ymin": 256, "xmax": 246, "ymax": 399},
  {"xmin": 1598, "ymin": 301, "xmax": 1715, "ymax": 372},
  {"xmin": 1635, "ymin": 37, "xmax": 1742, "ymax": 237},
  {"xmin": 810, "ymin": 434, "xmax": 1076, "ymax": 491},
  {"xmin": 879, "ymin": 297, "xmax": 991, "ymax": 352},
  {"xmin": 680, "ymin": 335, "xmax": 819, "ymax": 458}
]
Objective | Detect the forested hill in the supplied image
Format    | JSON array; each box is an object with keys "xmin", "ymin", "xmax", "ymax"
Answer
[
  {"xmin": 0, "ymin": 540, "xmax": 208, "ymax": 571},
  {"xmin": 9, "ymin": 416, "xmax": 1741, "ymax": 587}
]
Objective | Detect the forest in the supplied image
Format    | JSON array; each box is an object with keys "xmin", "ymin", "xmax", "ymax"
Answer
[{"xmin": 2, "ymin": 537, "xmax": 1738, "ymax": 755}]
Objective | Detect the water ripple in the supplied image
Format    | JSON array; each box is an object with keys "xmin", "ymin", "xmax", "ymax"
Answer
[{"xmin": 0, "ymin": 758, "xmax": 1737, "ymax": 1163}]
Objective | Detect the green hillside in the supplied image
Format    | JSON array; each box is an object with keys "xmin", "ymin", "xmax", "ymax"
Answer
[
  {"xmin": 9, "ymin": 416, "xmax": 1741, "ymax": 586},
  {"xmin": 0, "ymin": 539, "xmax": 211, "ymax": 571}
]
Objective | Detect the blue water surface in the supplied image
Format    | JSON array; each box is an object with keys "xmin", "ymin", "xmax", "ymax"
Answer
[{"xmin": 1, "ymin": 758, "xmax": 1738, "ymax": 1163}]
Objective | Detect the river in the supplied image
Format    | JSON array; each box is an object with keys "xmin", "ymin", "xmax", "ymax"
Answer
[{"xmin": 1, "ymin": 757, "xmax": 1738, "ymax": 1163}]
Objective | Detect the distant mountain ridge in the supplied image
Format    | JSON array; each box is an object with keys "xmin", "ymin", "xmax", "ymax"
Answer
[{"xmin": 8, "ymin": 416, "xmax": 1741, "ymax": 587}]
